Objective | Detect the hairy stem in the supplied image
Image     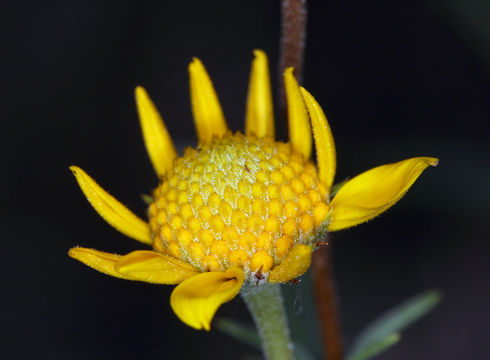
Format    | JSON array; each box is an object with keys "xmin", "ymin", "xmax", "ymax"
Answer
[{"xmin": 241, "ymin": 283, "xmax": 294, "ymax": 360}]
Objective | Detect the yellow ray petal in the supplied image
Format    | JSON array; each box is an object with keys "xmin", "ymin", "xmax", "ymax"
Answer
[
  {"xmin": 68, "ymin": 247, "xmax": 126, "ymax": 279},
  {"xmin": 135, "ymin": 86, "xmax": 177, "ymax": 178},
  {"xmin": 284, "ymin": 67, "xmax": 311, "ymax": 160},
  {"xmin": 70, "ymin": 166, "xmax": 151, "ymax": 244},
  {"xmin": 329, "ymin": 157, "xmax": 439, "ymax": 231},
  {"xmin": 114, "ymin": 250, "xmax": 198, "ymax": 284},
  {"xmin": 268, "ymin": 245, "xmax": 312, "ymax": 283},
  {"xmin": 189, "ymin": 58, "xmax": 228, "ymax": 143},
  {"xmin": 300, "ymin": 87, "xmax": 336, "ymax": 192},
  {"xmin": 170, "ymin": 267, "xmax": 244, "ymax": 330},
  {"xmin": 245, "ymin": 50, "xmax": 274, "ymax": 138}
]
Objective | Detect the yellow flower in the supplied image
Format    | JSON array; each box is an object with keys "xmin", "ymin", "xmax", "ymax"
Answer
[{"xmin": 69, "ymin": 50, "xmax": 438, "ymax": 331}]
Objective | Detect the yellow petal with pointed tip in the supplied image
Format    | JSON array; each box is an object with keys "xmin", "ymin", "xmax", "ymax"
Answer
[
  {"xmin": 170, "ymin": 267, "xmax": 244, "ymax": 330},
  {"xmin": 115, "ymin": 250, "xmax": 198, "ymax": 284},
  {"xmin": 245, "ymin": 50, "xmax": 274, "ymax": 138},
  {"xmin": 300, "ymin": 87, "xmax": 336, "ymax": 192},
  {"xmin": 189, "ymin": 58, "xmax": 228, "ymax": 143},
  {"xmin": 68, "ymin": 247, "xmax": 126, "ymax": 279},
  {"xmin": 268, "ymin": 245, "xmax": 312, "ymax": 283},
  {"xmin": 329, "ymin": 157, "xmax": 439, "ymax": 231},
  {"xmin": 135, "ymin": 86, "xmax": 177, "ymax": 178},
  {"xmin": 70, "ymin": 166, "xmax": 151, "ymax": 244},
  {"xmin": 284, "ymin": 67, "xmax": 311, "ymax": 160}
]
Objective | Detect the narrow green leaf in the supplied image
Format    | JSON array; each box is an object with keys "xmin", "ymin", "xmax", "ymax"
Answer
[
  {"xmin": 346, "ymin": 333, "xmax": 401, "ymax": 360},
  {"xmin": 216, "ymin": 318, "xmax": 261, "ymax": 349},
  {"xmin": 349, "ymin": 289, "xmax": 442, "ymax": 357}
]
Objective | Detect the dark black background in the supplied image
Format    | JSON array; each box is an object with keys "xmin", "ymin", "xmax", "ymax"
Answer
[{"xmin": 1, "ymin": 1, "xmax": 489, "ymax": 359}]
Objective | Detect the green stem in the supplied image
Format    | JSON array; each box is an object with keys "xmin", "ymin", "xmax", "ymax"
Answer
[{"xmin": 241, "ymin": 283, "xmax": 294, "ymax": 360}]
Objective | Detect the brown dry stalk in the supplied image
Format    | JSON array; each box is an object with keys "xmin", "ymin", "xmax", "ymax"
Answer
[
  {"xmin": 278, "ymin": 1, "xmax": 344, "ymax": 358},
  {"xmin": 278, "ymin": 0, "xmax": 307, "ymax": 132},
  {"xmin": 312, "ymin": 245, "xmax": 344, "ymax": 360}
]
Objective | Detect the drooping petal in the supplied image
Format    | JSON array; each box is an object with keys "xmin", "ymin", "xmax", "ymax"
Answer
[
  {"xmin": 70, "ymin": 166, "xmax": 151, "ymax": 244},
  {"xmin": 189, "ymin": 58, "xmax": 228, "ymax": 143},
  {"xmin": 329, "ymin": 157, "xmax": 439, "ymax": 231},
  {"xmin": 114, "ymin": 250, "xmax": 198, "ymax": 284},
  {"xmin": 170, "ymin": 267, "xmax": 244, "ymax": 330},
  {"xmin": 135, "ymin": 86, "xmax": 177, "ymax": 178},
  {"xmin": 300, "ymin": 87, "xmax": 336, "ymax": 193},
  {"xmin": 268, "ymin": 245, "xmax": 312, "ymax": 283},
  {"xmin": 68, "ymin": 247, "xmax": 126, "ymax": 279},
  {"xmin": 245, "ymin": 50, "xmax": 274, "ymax": 138},
  {"xmin": 284, "ymin": 67, "xmax": 311, "ymax": 160}
]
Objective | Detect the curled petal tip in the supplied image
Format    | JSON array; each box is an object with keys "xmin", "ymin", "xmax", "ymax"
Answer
[
  {"xmin": 189, "ymin": 57, "xmax": 204, "ymax": 70},
  {"xmin": 134, "ymin": 86, "xmax": 149, "ymax": 101},
  {"xmin": 429, "ymin": 158, "xmax": 439, "ymax": 166},
  {"xmin": 329, "ymin": 156, "xmax": 438, "ymax": 231},
  {"xmin": 67, "ymin": 246, "xmax": 78, "ymax": 258},
  {"xmin": 70, "ymin": 166, "xmax": 151, "ymax": 244},
  {"xmin": 170, "ymin": 268, "xmax": 244, "ymax": 330}
]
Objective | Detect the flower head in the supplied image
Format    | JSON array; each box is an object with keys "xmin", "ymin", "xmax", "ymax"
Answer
[{"xmin": 69, "ymin": 50, "xmax": 438, "ymax": 330}]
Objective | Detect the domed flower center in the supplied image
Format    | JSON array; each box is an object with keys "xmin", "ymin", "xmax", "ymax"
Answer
[{"xmin": 148, "ymin": 132, "xmax": 330, "ymax": 275}]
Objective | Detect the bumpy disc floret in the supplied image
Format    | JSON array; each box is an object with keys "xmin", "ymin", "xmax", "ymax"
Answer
[{"xmin": 148, "ymin": 132, "xmax": 330, "ymax": 276}]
